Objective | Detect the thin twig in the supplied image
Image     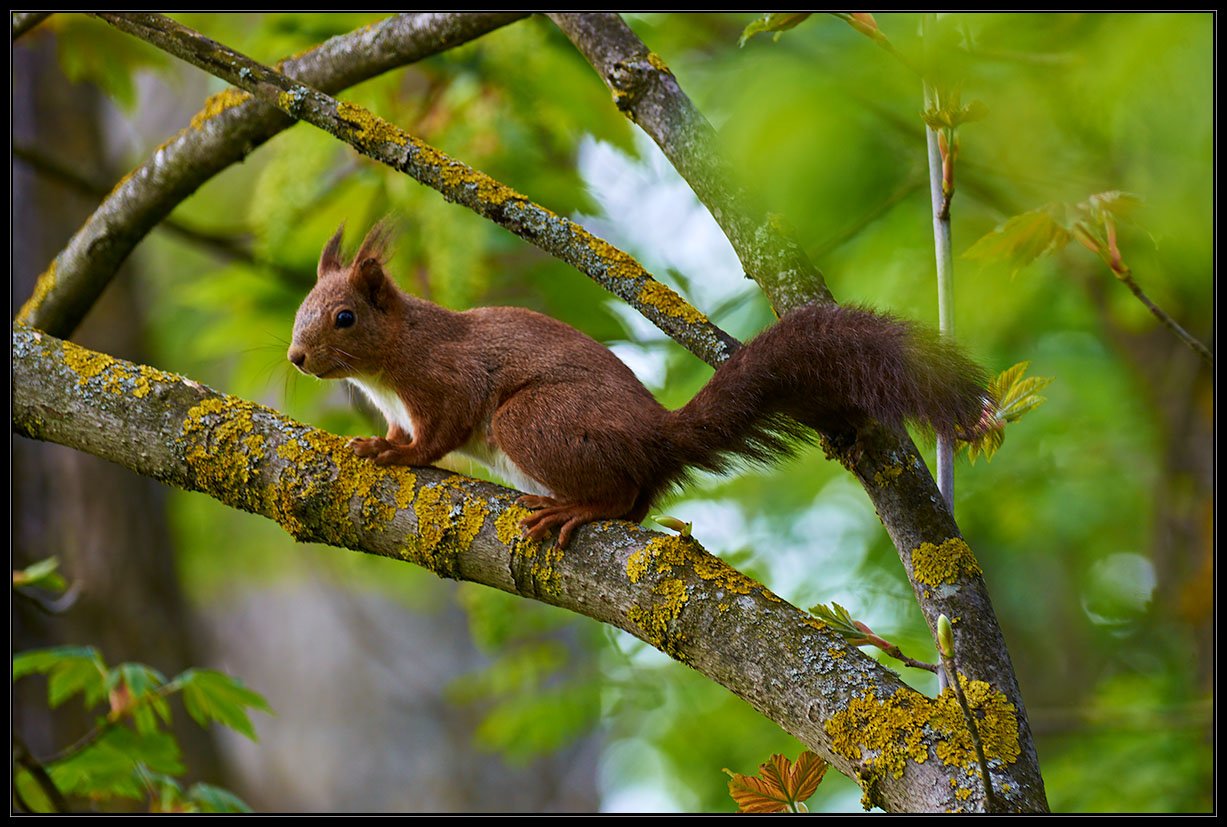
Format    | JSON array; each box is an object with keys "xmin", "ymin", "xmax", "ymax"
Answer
[
  {"xmin": 940, "ymin": 655, "xmax": 1001, "ymax": 812},
  {"xmin": 922, "ymin": 27, "xmax": 956, "ymax": 512},
  {"xmin": 1115, "ymin": 266, "xmax": 1213, "ymax": 365},
  {"xmin": 883, "ymin": 647, "xmax": 939, "ymax": 673}
]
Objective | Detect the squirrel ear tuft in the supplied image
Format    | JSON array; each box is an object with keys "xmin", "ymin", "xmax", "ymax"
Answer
[
  {"xmin": 318, "ymin": 223, "xmax": 345, "ymax": 280},
  {"xmin": 354, "ymin": 219, "xmax": 396, "ymax": 266},
  {"xmin": 351, "ymin": 256, "xmax": 395, "ymax": 311}
]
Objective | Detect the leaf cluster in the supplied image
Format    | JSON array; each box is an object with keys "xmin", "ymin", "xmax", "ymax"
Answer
[{"xmin": 12, "ymin": 645, "xmax": 270, "ymax": 813}]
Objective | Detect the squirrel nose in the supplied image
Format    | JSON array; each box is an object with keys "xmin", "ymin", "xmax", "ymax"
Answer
[{"xmin": 288, "ymin": 347, "xmax": 306, "ymax": 369}]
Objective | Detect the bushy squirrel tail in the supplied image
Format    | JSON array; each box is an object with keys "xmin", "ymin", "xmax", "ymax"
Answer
[{"xmin": 659, "ymin": 303, "xmax": 992, "ymax": 486}]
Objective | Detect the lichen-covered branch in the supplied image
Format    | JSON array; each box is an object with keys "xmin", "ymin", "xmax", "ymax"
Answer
[
  {"xmin": 551, "ymin": 13, "xmax": 1048, "ymax": 811},
  {"xmin": 12, "ymin": 324, "xmax": 1036, "ymax": 813},
  {"xmin": 547, "ymin": 12, "xmax": 832, "ymax": 313},
  {"xmin": 18, "ymin": 12, "xmax": 530, "ymax": 338},
  {"xmin": 87, "ymin": 12, "xmax": 738, "ymax": 367}
]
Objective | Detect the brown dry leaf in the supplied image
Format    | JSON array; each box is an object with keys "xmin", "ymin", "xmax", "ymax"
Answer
[{"xmin": 725, "ymin": 751, "xmax": 829, "ymax": 813}]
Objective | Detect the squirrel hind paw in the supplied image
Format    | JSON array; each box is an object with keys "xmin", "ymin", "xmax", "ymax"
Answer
[{"xmin": 517, "ymin": 497, "xmax": 632, "ymax": 548}]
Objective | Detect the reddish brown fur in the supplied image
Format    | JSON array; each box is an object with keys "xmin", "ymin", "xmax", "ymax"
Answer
[{"xmin": 289, "ymin": 224, "xmax": 991, "ymax": 547}]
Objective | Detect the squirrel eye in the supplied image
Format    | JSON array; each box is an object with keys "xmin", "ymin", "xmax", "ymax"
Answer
[{"xmin": 335, "ymin": 310, "xmax": 355, "ymax": 329}]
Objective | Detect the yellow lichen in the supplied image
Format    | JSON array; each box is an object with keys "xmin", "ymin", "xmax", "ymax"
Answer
[
  {"xmin": 62, "ymin": 346, "xmax": 114, "ymax": 385},
  {"xmin": 637, "ymin": 280, "xmax": 708, "ymax": 325},
  {"xmin": 410, "ymin": 476, "xmax": 488, "ymax": 574},
  {"xmin": 824, "ymin": 679, "xmax": 1020, "ymax": 797},
  {"xmin": 337, "ymin": 100, "xmax": 409, "ymax": 148},
  {"xmin": 572, "ymin": 228, "xmax": 644, "ymax": 280},
  {"xmin": 626, "ymin": 535, "xmax": 763, "ymax": 600},
  {"xmin": 495, "ymin": 504, "xmax": 534, "ymax": 548},
  {"xmin": 436, "ymin": 155, "xmax": 528, "ymax": 207},
  {"xmin": 873, "ymin": 464, "xmax": 903, "ymax": 487},
  {"xmin": 189, "ymin": 87, "xmax": 251, "ymax": 130},
  {"xmin": 829, "ymin": 647, "xmax": 846, "ymax": 659},
  {"xmin": 646, "ymin": 51, "xmax": 672, "ymax": 74},
  {"xmin": 181, "ymin": 397, "xmax": 268, "ymax": 515},
  {"xmin": 17, "ymin": 260, "xmax": 56, "ymax": 324},
  {"xmin": 59, "ymin": 338, "xmax": 177, "ymax": 398},
  {"xmin": 911, "ymin": 538, "xmax": 982, "ymax": 587},
  {"xmin": 265, "ymin": 429, "xmax": 419, "ymax": 546},
  {"xmin": 627, "ymin": 576, "xmax": 689, "ymax": 654}
]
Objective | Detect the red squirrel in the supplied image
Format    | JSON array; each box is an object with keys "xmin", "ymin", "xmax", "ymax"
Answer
[{"xmin": 288, "ymin": 224, "xmax": 992, "ymax": 547}]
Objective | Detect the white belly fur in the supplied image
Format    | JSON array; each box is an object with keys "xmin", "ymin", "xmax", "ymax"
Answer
[{"xmin": 346, "ymin": 376, "xmax": 550, "ymax": 496}]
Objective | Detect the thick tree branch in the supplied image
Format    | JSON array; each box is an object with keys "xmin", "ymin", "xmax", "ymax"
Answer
[
  {"xmin": 13, "ymin": 325, "xmax": 1034, "ymax": 813},
  {"xmin": 17, "ymin": 12, "xmax": 530, "ymax": 338},
  {"xmin": 548, "ymin": 13, "xmax": 832, "ymax": 313},
  {"xmin": 86, "ymin": 12, "xmax": 738, "ymax": 367},
  {"xmin": 549, "ymin": 13, "xmax": 1047, "ymax": 812}
]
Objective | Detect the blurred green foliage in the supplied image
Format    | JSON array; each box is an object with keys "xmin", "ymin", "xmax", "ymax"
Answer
[
  {"xmin": 33, "ymin": 12, "xmax": 1212, "ymax": 812},
  {"xmin": 13, "ymin": 640, "xmax": 267, "ymax": 812}
]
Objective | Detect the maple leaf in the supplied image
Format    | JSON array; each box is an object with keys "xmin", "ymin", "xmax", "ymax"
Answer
[{"xmin": 725, "ymin": 751, "xmax": 828, "ymax": 813}]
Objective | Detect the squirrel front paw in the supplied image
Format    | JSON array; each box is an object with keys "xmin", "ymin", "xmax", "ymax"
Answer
[
  {"xmin": 350, "ymin": 436, "xmax": 393, "ymax": 458},
  {"xmin": 350, "ymin": 436, "xmax": 419, "ymax": 466}
]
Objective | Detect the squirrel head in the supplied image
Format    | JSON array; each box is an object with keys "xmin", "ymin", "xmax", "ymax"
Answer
[{"xmin": 288, "ymin": 222, "xmax": 401, "ymax": 379}]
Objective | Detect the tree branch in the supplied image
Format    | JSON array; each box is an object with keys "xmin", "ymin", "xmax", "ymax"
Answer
[
  {"xmin": 17, "ymin": 12, "xmax": 531, "ymax": 338},
  {"xmin": 85, "ymin": 12, "xmax": 738, "ymax": 367},
  {"xmin": 11, "ymin": 12, "xmax": 52, "ymax": 41},
  {"xmin": 13, "ymin": 324, "xmax": 1033, "ymax": 812},
  {"xmin": 547, "ymin": 13, "xmax": 1048, "ymax": 812},
  {"xmin": 548, "ymin": 13, "xmax": 832, "ymax": 313}
]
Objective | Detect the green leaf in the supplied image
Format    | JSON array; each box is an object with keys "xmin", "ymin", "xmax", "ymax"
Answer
[
  {"xmin": 13, "ymin": 764, "xmax": 55, "ymax": 813},
  {"xmin": 137, "ymin": 767, "xmax": 189, "ymax": 813},
  {"xmin": 808, "ymin": 601, "xmax": 859, "ymax": 638},
  {"xmin": 187, "ymin": 782, "xmax": 253, "ymax": 814},
  {"xmin": 12, "ymin": 556, "xmax": 68, "ymax": 592},
  {"xmin": 1083, "ymin": 190, "xmax": 1143, "ymax": 223},
  {"xmin": 964, "ymin": 423, "xmax": 1005, "ymax": 465},
  {"xmin": 963, "ymin": 206, "xmax": 1072, "ymax": 274},
  {"xmin": 992, "ymin": 361, "xmax": 1055, "ymax": 423},
  {"xmin": 50, "ymin": 15, "xmax": 168, "ymax": 111},
  {"xmin": 110, "ymin": 663, "xmax": 171, "ymax": 734},
  {"xmin": 963, "ymin": 362, "xmax": 1053, "ymax": 463},
  {"xmin": 177, "ymin": 669, "xmax": 272, "ymax": 741},
  {"xmin": 739, "ymin": 13, "xmax": 813, "ymax": 47},
  {"xmin": 50, "ymin": 727, "xmax": 184, "ymax": 802},
  {"xmin": 14, "ymin": 646, "xmax": 109, "ymax": 710}
]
